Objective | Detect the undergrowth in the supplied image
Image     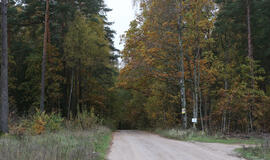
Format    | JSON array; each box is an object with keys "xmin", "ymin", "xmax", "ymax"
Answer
[{"xmin": 0, "ymin": 109, "xmax": 112, "ymax": 160}]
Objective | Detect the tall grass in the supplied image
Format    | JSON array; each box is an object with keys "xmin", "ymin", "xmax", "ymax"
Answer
[{"xmin": 0, "ymin": 126, "xmax": 111, "ymax": 160}]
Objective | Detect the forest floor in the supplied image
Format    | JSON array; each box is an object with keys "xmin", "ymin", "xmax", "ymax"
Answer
[{"xmin": 107, "ymin": 130, "xmax": 245, "ymax": 160}]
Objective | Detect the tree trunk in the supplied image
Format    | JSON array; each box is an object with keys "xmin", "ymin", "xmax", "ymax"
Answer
[
  {"xmin": 78, "ymin": 61, "xmax": 82, "ymax": 112},
  {"xmin": 199, "ymin": 90, "xmax": 204, "ymax": 131},
  {"xmin": 176, "ymin": 0, "xmax": 187, "ymax": 129},
  {"xmin": 1, "ymin": 0, "xmax": 9, "ymax": 133},
  {"xmin": 40, "ymin": 0, "xmax": 50, "ymax": 111},
  {"xmin": 247, "ymin": 0, "xmax": 253, "ymax": 59},
  {"xmin": 193, "ymin": 58, "xmax": 198, "ymax": 129},
  {"xmin": 68, "ymin": 69, "xmax": 74, "ymax": 119},
  {"xmin": 247, "ymin": 0, "xmax": 254, "ymax": 132},
  {"xmin": 221, "ymin": 78, "xmax": 228, "ymax": 133},
  {"xmin": 198, "ymin": 55, "xmax": 204, "ymax": 131},
  {"xmin": 204, "ymin": 96, "xmax": 208, "ymax": 131}
]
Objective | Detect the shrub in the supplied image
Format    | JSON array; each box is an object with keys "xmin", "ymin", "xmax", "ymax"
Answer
[
  {"xmin": 66, "ymin": 108, "xmax": 99, "ymax": 130},
  {"xmin": 31, "ymin": 110, "xmax": 63, "ymax": 134},
  {"xmin": 9, "ymin": 110, "xmax": 63, "ymax": 135},
  {"xmin": 45, "ymin": 112, "xmax": 64, "ymax": 132}
]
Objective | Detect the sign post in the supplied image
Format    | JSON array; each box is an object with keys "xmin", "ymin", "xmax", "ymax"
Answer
[
  {"xmin": 192, "ymin": 118, "xmax": 197, "ymax": 123},
  {"xmin": 182, "ymin": 108, "xmax": 186, "ymax": 114}
]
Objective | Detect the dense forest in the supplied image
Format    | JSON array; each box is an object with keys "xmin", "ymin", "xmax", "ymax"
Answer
[
  {"xmin": 0, "ymin": 0, "xmax": 119, "ymax": 133},
  {"xmin": 118, "ymin": 0, "xmax": 270, "ymax": 133},
  {"xmin": 0, "ymin": 0, "xmax": 270, "ymax": 135}
]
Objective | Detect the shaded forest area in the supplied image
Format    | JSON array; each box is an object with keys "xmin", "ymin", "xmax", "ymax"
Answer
[
  {"xmin": 0, "ymin": 0, "xmax": 120, "ymax": 133},
  {"xmin": 0, "ymin": 0, "xmax": 270, "ymax": 135}
]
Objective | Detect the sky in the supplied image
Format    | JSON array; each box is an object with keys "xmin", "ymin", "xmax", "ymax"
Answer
[{"xmin": 104, "ymin": 0, "xmax": 137, "ymax": 51}]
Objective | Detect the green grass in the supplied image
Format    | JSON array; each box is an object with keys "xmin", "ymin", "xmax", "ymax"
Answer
[
  {"xmin": 94, "ymin": 128, "xmax": 112, "ymax": 160},
  {"xmin": 186, "ymin": 136, "xmax": 262, "ymax": 144},
  {"xmin": 0, "ymin": 126, "xmax": 112, "ymax": 160},
  {"xmin": 236, "ymin": 146, "xmax": 270, "ymax": 160},
  {"xmin": 155, "ymin": 128, "xmax": 263, "ymax": 145}
]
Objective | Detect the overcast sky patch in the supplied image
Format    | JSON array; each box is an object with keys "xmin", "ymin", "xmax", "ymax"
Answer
[{"xmin": 105, "ymin": 0, "xmax": 136, "ymax": 51}]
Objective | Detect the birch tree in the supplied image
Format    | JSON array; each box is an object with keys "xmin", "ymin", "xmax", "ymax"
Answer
[{"xmin": 176, "ymin": 0, "xmax": 187, "ymax": 129}]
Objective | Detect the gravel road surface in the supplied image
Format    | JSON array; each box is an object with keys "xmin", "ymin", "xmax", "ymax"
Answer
[{"xmin": 107, "ymin": 130, "xmax": 245, "ymax": 160}]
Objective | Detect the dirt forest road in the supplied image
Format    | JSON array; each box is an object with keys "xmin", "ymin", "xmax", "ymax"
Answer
[{"xmin": 107, "ymin": 131, "xmax": 245, "ymax": 160}]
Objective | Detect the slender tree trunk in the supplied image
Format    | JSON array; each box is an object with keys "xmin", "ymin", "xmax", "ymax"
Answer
[
  {"xmin": 228, "ymin": 110, "xmax": 231, "ymax": 133},
  {"xmin": 74, "ymin": 68, "xmax": 78, "ymax": 115},
  {"xmin": 199, "ymin": 91, "xmax": 204, "ymax": 131},
  {"xmin": 247, "ymin": 0, "xmax": 254, "ymax": 132},
  {"xmin": 204, "ymin": 96, "xmax": 208, "ymax": 131},
  {"xmin": 192, "ymin": 91, "xmax": 196, "ymax": 129},
  {"xmin": 1, "ymin": 0, "xmax": 9, "ymax": 133},
  {"xmin": 68, "ymin": 69, "xmax": 74, "ymax": 119},
  {"xmin": 247, "ymin": 0, "xmax": 253, "ymax": 59},
  {"xmin": 40, "ymin": 0, "xmax": 50, "ymax": 111},
  {"xmin": 47, "ymin": 13, "xmax": 51, "ymax": 44},
  {"xmin": 198, "ymin": 55, "xmax": 204, "ymax": 131},
  {"xmin": 78, "ymin": 61, "xmax": 82, "ymax": 111},
  {"xmin": 209, "ymin": 98, "xmax": 212, "ymax": 131},
  {"xmin": 193, "ymin": 57, "xmax": 198, "ymax": 129},
  {"xmin": 222, "ymin": 80, "xmax": 228, "ymax": 133},
  {"xmin": 176, "ymin": 0, "xmax": 187, "ymax": 129}
]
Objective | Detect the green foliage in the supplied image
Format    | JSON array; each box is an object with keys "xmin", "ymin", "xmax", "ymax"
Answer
[
  {"xmin": 63, "ymin": 12, "xmax": 117, "ymax": 117},
  {"xmin": 94, "ymin": 127, "xmax": 112, "ymax": 159},
  {"xmin": 7, "ymin": 0, "xmax": 118, "ymax": 123}
]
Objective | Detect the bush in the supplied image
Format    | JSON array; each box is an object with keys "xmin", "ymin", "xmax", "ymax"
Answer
[
  {"xmin": 66, "ymin": 108, "xmax": 99, "ymax": 130},
  {"xmin": 9, "ymin": 110, "xmax": 64, "ymax": 135},
  {"xmin": 30, "ymin": 110, "xmax": 64, "ymax": 134}
]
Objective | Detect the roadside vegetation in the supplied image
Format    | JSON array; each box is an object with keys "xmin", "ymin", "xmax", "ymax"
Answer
[
  {"xmin": 0, "ymin": 110, "xmax": 112, "ymax": 160},
  {"xmin": 155, "ymin": 128, "xmax": 263, "ymax": 145},
  {"xmin": 236, "ymin": 139, "xmax": 270, "ymax": 160}
]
